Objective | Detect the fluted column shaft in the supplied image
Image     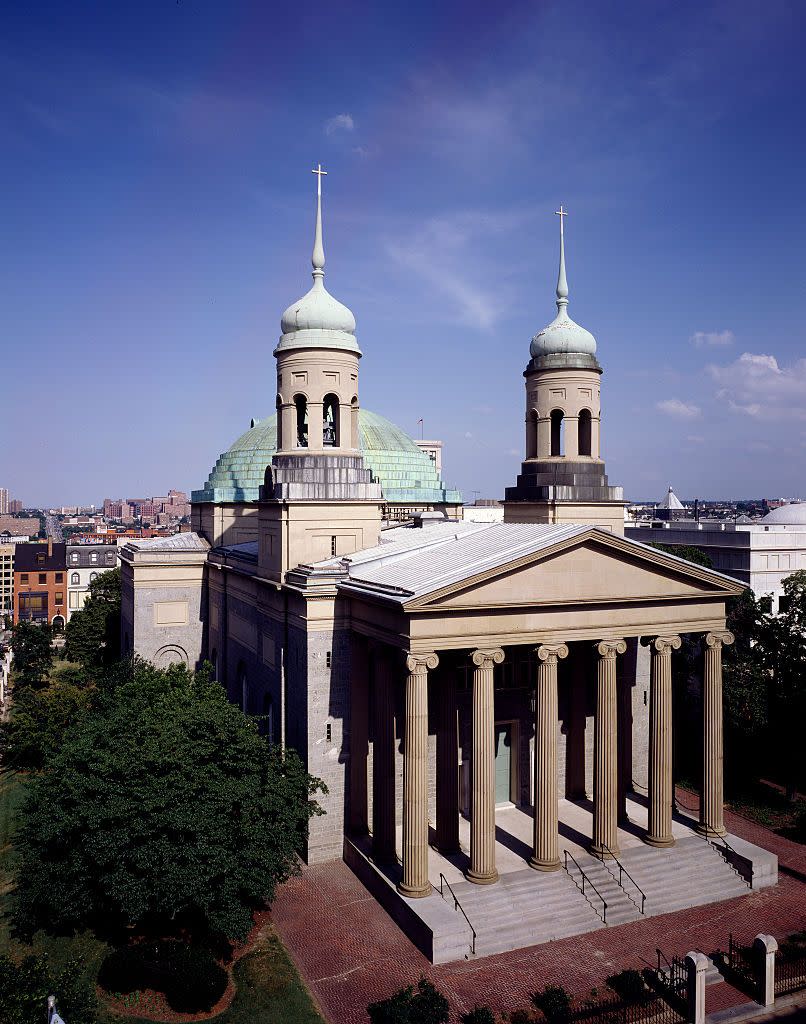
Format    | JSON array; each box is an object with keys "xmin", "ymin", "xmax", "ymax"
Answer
[
  {"xmin": 592, "ymin": 639, "xmax": 626, "ymax": 858},
  {"xmin": 646, "ymin": 635, "xmax": 681, "ymax": 847},
  {"xmin": 371, "ymin": 647, "xmax": 396, "ymax": 862},
  {"xmin": 398, "ymin": 652, "xmax": 438, "ymax": 898},
  {"xmin": 531, "ymin": 643, "xmax": 568, "ymax": 871},
  {"xmin": 467, "ymin": 648, "xmax": 504, "ymax": 884},
  {"xmin": 348, "ymin": 635, "xmax": 370, "ymax": 834},
  {"xmin": 698, "ymin": 631, "xmax": 734, "ymax": 838},
  {"xmin": 436, "ymin": 670, "xmax": 460, "ymax": 854}
]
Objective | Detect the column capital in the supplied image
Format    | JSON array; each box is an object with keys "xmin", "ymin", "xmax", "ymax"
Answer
[
  {"xmin": 596, "ymin": 638, "xmax": 627, "ymax": 659},
  {"xmin": 536, "ymin": 642, "xmax": 569, "ymax": 663},
  {"xmin": 471, "ymin": 647, "xmax": 505, "ymax": 669},
  {"xmin": 405, "ymin": 651, "xmax": 439, "ymax": 673},
  {"xmin": 651, "ymin": 634, "xmax": 682, "ymax": 654},
  {"xmin": 705, "ymin": 630, "xmax": 734, "ymax": 650}
]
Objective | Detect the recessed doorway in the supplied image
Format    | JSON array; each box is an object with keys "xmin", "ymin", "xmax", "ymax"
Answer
[{"xmin": 495, "ymin": 721, "xmax": 518, "ymax": 805}]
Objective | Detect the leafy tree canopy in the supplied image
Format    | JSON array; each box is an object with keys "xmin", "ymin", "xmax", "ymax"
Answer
[
  {"xmin": 1, "ymin": 682, "xmax": 93, "ymax": 771},
  {"xmin": 649, "ymin": 543, "xmax": 713, "ymax": 568},
  {"xmin": 13, "ymin": 660, "xmax": 325, "ymax": 943},
  {"xmin": 368, "ymin": 978, "xmax": 449, "ymax": 1024},
  {"xmin": 0, "ymin": 953, "xmax": 96, "ymax": 1024},
  {"xmin": 10, "ymin": 622, "xmax": 53, "ymax": 688},
  {"xmin": 64, "ymin": 567, "xmax": 121, "ymax": 670}
]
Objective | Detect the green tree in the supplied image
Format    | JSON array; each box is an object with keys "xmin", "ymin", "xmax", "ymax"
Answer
[
  {"xmin": 758, "ymin": 571, "xmax": 806, "ymax": 798},
  {"xmin": 0, "ymin": 682, "xmax": 93, "ymax": 770},
  {"xmin": 13, "ymin": 661, "xmax": 325, "ymax": 943},
  {"xmin": 650, "ymin": 543, "xmax": 712, "ymax": 568},
  {"xmin": 0, "ymin": 953, "xmax": 96, "ymax": 1024},
  {"xmin": 10, "ymin": 622, "xmax": 53, "ymax": 687},
  {"xmin": 368, "ymin": 978, "xmax": 450, "ymax": 1024},
  {"xmin": 721, "ymin": 588, "xmax": 769, "ymax": 786},
  {"xmin": 64, "ymin": 567, "xmax": 121, "ymax": 670}
]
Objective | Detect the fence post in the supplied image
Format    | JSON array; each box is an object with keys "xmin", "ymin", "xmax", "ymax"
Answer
[
  {"xmin": 685, "ymin": 952, "xmax": 708, "ymax": 1024},
  {"xmin": 753, "ymin": 934, "xmax": 778, "ymax": 1006}
]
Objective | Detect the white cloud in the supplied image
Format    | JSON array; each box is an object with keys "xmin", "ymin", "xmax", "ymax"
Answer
[
  {"xmin": 709, "ymin": 352, "xmax": 806, "ymax": 420},
  {"xmin": 325, "ymin": 112, "xmax": 354, "ymax": 135},
  {"xmin": 656, "ymin": 398, "xmax": 701, "ymax": 420},
  {"xmin": 690, "ymin": 329, "xmax": 735, "ymax": 347}
]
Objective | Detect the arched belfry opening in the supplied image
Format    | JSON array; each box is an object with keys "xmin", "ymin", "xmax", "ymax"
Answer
[
  {"xmin": 526, "ymin": 410, "xmax": 538, "ymax": 459},
  {"xmin": 294, "ymin": 394, "xmax": 308, "ymax": 448},
  {"xmin": 578, "ymin": 408, "xmax": 592, "ymax": 457},
  {"xmin": 350, "ymin": 396, "xmax": 359, "ymax": 449},
  {"xmin": 323, "ymin": 394, "xmax": 340, "ymax": 447},
  {"xmin": 550, "ymin": 409, "xmax": 564, "ymax": 457}
]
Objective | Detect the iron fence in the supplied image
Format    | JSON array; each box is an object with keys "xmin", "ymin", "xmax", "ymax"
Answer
[
  {"xmin": 716, "ymin": 934, "xmax": 757, "ymax": 1000},
  {"xmin": 775, "ymin": 949, "xmax": 806, "ymax": 996},
  {"xmin": 534, "ymin": 990, "xmax": 684, "ymax": 1024}
]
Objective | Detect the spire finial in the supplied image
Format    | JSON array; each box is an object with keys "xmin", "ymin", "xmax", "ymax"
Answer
[
  {"xmin": 554, "ymin": 205, "xmax": 569, "ymax": 314},
  {"xmin": 311, "ymin": 163, "xmax": 327, "ymax": 279}
]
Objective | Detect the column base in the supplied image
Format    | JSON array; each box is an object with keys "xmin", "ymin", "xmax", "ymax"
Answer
[
  {"xmin": 466, "ymin": 867, "xmax": 499, "ymax": 885},
  {"xmin": 397, "ymin": 881, "xmax": 432, "ymax": 899},
  {"xmin": 590, "ymin": 842, "xmax": 620, "ymax": 859},
  {"xmin": 643, "ymin": 833, "xmax": 675, "ymax": 849},
  {"xmin": 695, "ymin": 823, "xmax": 727, "ymax": 839},
  {"xmin": 529, "ymin": 855, "xmax": 561, "ymax": 872}
]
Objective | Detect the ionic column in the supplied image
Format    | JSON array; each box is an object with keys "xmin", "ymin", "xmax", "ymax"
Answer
[
  {"xmin": 398, "ymin": 652, "xmax": 438, "ymax": 898},
  {"xmin": 371, "ymin": 646, "xmax": 396, "ymax": 862},
  {"xmin": 530, "ymin": 643, "xmax": 568, "ymax": 871},
  {"xmin": 467, "ymin": 648, "xmax": 504, "ymax": 885},
  {"xmin": 348, "ymin": 635, "xmax": 370, "ymax": 834},
  {"xmin": 592, "ymin": 639, "xmax": 626, "ymax": 858},
  {"xmin": 645, "ymin": 635, "xmax": 681, "ymax": 848},
  {"xmin": 436, "ymin": 670, "xmax": 460, "ymax": 854},
  {"xmin": 697, "ymin": 631, "xmax": 734, "ymax": 839}
]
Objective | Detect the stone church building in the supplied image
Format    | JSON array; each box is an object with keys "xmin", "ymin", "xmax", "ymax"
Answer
[{"xmin": 121, "ymin": 177, "xmax": 776, "ymax": 960}]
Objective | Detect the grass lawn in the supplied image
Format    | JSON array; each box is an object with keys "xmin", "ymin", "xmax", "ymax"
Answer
[{"xmin": 0, "ymin": 771, "xmax": 323, "ymax": 1024}]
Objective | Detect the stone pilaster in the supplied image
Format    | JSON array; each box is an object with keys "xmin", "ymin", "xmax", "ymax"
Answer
[
  {"xmin": 348, "ymin": 634, "xmax": 370, "ymax": 834},
  {"xmin": 398, "ymin": 652, "xmax": 438, "ymax": 898},
  {"xmin": 467, "ymin": 648, "xmax": 504, "ymax": 885},
  {"xmin": 592, "ymin": 638, "xmax": 626, "ymax": 858},
  {"xmin": 645, "ymin": 635, "xmax": 681, "ymax": 847},
  {"xmin": 371, "ymin": 646, "xmax": 396, "ymax": 862},
  {"xmin": 531, "ymin": 643, "xmax": 568, "ymax": 871},
  {"xmin": 436, "ymin": 670, "xmax": 460, "ymax": 854},
  {"xmin": 697, "ymin": 631, "xmax": 734, "ymax": 839}
]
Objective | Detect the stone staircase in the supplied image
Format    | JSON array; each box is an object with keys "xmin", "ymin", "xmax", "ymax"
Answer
[
  {"xmin": 565, "ymin": 854, "xmax": 644, "ymax": 926},
  {"xmin": 435, "ymin": 866, "xmax": 605, "ymax": 961},
  {"xmin": 618, "ymin": 835, "xmax": 750, "ymax": 918}
]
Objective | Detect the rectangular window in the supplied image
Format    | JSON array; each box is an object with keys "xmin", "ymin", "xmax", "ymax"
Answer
[
  {"xmin": 55, "ymin": 572, "xmax": 63, "ymax": 582},
  {"xmin": 55, "ymin": 592, "xmax": 64, "ymax": 604},
  {"xmin": 20, "ymin": 573, "xmax": 28, "ymax": 583},
  {"xmin": 91, "ymin": 553, "xmax": 98, "ymax": 563},
  {"xmin": 36, "ymin": 554, "xmax": 45, "ymax": 564},
  {"xmin": 38, "ymin": 573, "xmax": 47, "ymax": 585},
  {"xmin": 326, "ymin": 651, "xmax": 332, "ymax": 668},
  {"xmin": 331, "ymin": 535, "xmax": 337, "ymax": 557}
]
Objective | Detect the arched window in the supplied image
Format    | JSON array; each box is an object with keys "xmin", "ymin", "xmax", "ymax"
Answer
[
  {"xmin": 294, "ymin": 394, "xmax": 308, "ymax": 448},
  {"xmin": 89, "ymin": 572, "xmax": 98, "ymax": 581},
  {"xmin": 275, "ymin": 394, "xmax": 283, "ymax": 449},
  {"xmin": 323, "ymin": 394, "xmax": 339, "ymax": 447},
  {"xmin": 550, "ymin": 409, "xmax": 564, "ymax": 457},
  {"xmin": 350, "ymin": 396, "xmax": 359, "ymax": 449},
  {"xmin": 578, "ymin": 409, "xmax": 592, "ymax": 457},
  {"xmin": 71, "ymin": 572, "xmax": 80, "ymax": 585},
  {"xmin": 526, "ymin": 410, "xmax": 538, "ymax": 459}
]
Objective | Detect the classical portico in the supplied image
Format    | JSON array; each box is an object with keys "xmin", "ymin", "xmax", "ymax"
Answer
[{"xmin": 341, "ymin": 523, "xmax": 745, "ymax": 899}]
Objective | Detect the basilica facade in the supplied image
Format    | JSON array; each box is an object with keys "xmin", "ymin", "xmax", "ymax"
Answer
[{"xmin": 121, "ymin": 176, "xmax": 776, "ymax": 960}]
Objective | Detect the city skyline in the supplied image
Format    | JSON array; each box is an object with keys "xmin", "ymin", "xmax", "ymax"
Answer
[{"xmin": 3, "ymin": 0, "xmax": 805, "ymax": 506}]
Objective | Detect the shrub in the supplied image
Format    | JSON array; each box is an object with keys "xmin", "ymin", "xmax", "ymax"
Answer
[
  {"xmin": 0, "ymin": 953, "xmax": 96, "ymax": 1024},
  {"xmin": 530, "ymin": 985, "xmax": 571, "ymax": 1023},
  {"xmin": 461, "ymin": 1006, "xmax": 496, "ymax": 1024},
  {"xmin": 368, "ymin": 977, "xmax": 449, "ymax": 1024},
  {"xmin": 98, "ymin": 940, "xmax": 227, "ymax": 1013},
  {"xmin": 606, "ymin": 970, "xmax": 647, "ymax": 1001}
]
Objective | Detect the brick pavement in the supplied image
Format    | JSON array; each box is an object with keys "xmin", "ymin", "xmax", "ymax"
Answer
[{"xmin": 271, "ymin": 794, "xmax": 806, "ymax": 1024}]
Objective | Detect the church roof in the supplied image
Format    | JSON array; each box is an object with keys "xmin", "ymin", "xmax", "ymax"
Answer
[
  {"xmin": 191, "ymin": 408, "xmax": 462, "ymax": 506},
  {"xmin": 658, "ymin": 486, "xmax": 685, "ymax": 510}
]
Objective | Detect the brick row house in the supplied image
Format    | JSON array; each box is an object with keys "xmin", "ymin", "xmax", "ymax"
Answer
[{"xmin": 14, "ymin": 540, "xmax": 67, "ymax": 629}]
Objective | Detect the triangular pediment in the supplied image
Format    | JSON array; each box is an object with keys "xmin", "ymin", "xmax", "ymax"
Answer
[{"xmin": 406, "ymin": 532, "xmax": 743, "ymax": 610}]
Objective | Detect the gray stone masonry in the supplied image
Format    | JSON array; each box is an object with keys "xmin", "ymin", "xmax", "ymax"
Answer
[{"xmin": 261, "ymin": 454, "xmax": 383, "ymax": 502}]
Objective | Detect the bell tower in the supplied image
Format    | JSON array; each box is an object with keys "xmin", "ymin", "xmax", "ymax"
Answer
[
  {"xmin": 258, "ymin": 166, "xmax": 383, "ymax": 582},
  {"xmin": 503, "ymin": 208, "xmax": 625, "ymax": 534}
]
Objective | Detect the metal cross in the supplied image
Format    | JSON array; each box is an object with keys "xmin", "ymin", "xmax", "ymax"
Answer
[
  {"xmin": 555, "ymin": 205, "xmax": 568, "ymax": 235},
  {"xmin": 312, "ymin": 163, "xmax": 327, "ymax": 196}
]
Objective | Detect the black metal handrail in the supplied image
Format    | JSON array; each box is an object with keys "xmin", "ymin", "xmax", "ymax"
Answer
[
  {"xmin": 437, "ymin": 873, "xmax": 476, "ymax": 956},
  {"xmin": 598, "ymin": 842, "xmax": 646, "ymax": 914},
  {"xmin": 564, "ymin": 850, "xmax": 608, "ymax": 924}
]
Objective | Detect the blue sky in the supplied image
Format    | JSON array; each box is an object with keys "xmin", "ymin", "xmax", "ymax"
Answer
[{"xmin": 3, "ymin": 0, "xmax": 805, "ymax": 507}]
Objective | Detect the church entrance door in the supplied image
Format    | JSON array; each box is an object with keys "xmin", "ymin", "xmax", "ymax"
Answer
[{"xmin": 494, "ymin": 723, "xmax": 514, "ymax": 805}]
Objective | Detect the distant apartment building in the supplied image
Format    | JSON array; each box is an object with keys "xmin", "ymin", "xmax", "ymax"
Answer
[
  {"xmin": 0, "ymin": 516, "xmax": 38, "ymax": 540},
  {"xmin": 8, "ymin": 499, "xmax": 23, "ymax": 514},
  {"xmin": 67, "ymin": 543, "xmax": 119, "ymax": 615},
  {"xmin": 0, "ymin": 489, "xmax": 7, "ymax": 515},
  {"xmin": 104, "ymin": 491, "xmax": 189, "ymax": 524},
  {"xmin": 0, "ymin": 544, "xmax": 14, "ymax": 620},
  {"xmin": 13, "ymin": 540, "xmax": 67, "ymax": 628}
]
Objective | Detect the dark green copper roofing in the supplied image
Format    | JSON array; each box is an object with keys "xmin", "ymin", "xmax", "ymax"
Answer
[{"xmin": 191, "ymin": 408, "xmax": 462, "ymax": 506}]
